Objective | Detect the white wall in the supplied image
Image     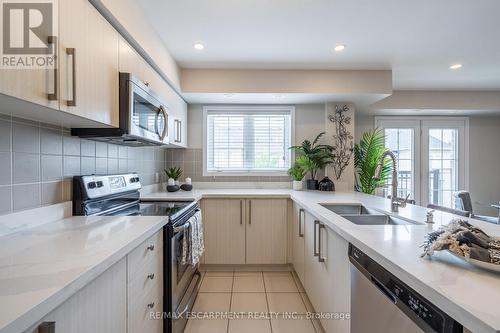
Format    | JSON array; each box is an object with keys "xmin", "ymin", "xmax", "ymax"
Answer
[{"xmin": 355, "ymin": 114, "xmax": 500, "ymax": 216}]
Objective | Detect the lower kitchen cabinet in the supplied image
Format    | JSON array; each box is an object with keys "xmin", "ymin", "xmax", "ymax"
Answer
[
  {"xmin": 246, "ymin": 199, "xmax": 288, "ymax": 264},
  {"xmin": 202, "ymin": 198, "xmax": 288, "ymax": 265},
  {"xmin": 304, "ymin": 210, "xmax": 350, "ymax": 333},
  {"xmin": 27, "ymin": 258, "xmax": 127, "ymax": 333},
  {"xmin": 292, "ymin": 202, "xmax": 306, "ymax": 284},
  {"xmin": 202, "ymin": 199, "xmax": 246, "ymax": 264}
]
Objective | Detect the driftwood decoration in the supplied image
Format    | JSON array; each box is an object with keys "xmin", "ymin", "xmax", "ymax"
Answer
[{"xmin": 329, "ymin": 104, "xmax": 354, "ymax": 180}]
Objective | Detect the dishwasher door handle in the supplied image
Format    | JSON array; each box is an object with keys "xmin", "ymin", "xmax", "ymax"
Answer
[{"xmin": 370, "ymin": 276, "xmax": 397, "ymax": 304}]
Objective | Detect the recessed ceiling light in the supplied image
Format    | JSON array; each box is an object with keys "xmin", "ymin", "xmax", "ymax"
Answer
[
  {"xmin": 449, "ymin": 63, "xmax": 462, "ymax": 70},
  {"xmin": 193, "ymin": 43, "xmax": 205, "ymax": 50},
  {"xmin": 272, "ymin": 94, "xmax": 284, "ymax": 99},
  {"xmin": 334, "ymin": 44, "xmax": 345, "ymax": 52},
  {"xmin": 223, "ymin": 93, "xmax": 234, "ymax": 98}
]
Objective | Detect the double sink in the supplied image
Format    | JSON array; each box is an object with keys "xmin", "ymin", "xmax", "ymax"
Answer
[{"xmin": 320, "ymin": 204, "xmax": 423, "ymax": 226}]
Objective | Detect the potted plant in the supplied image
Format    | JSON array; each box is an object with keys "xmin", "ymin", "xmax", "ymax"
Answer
[
  {"xmin": 165, "ymin": 167, "xmax": 183, "ymax": 186},
  {"xmin": 290, "ymin": 132, "xmax": 335, "ymax": 190},
  {"xmin": 288, "ymin": 162, "xmax": 306, "ymax": 191},
  {"xmin": 354, "ymin": 128, "xmax": 391, "ymax": 194}
]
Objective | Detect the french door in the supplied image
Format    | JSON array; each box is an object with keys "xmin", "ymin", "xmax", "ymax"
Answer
[{"xmin": 375, "ymin": 117, "xmax": 469, "ymax": 208}]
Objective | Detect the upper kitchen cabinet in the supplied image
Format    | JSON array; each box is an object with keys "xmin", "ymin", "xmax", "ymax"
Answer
[{"xmin": 59, "ymin": 0, "xmax": 119, "ymax": 127}]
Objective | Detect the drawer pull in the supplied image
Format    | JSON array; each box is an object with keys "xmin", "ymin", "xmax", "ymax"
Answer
[
  {"xmin": 147, "ymin": 302, "xmax": 155, "ymax": 309},
  {"xmin": 147, "ymin": 273, "xmax": 155, "ymax": 280},
  {"xmin": 147, "ymin": 244, "xmax": 155, "ymax": 251}
]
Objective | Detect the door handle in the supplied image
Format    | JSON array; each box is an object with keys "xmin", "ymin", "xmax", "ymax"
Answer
[
  {"xmin": 313, "ymin": 220, "xmax": 319, "ymax": 257},
  {"xmin": 240, "ymin": 200, "xmax": 243, "ymax": 225},
  {"xmin": 66, "ymin": 48, "xmax": 76, "ymax": 106},
  {"xmin": 248, "ymin": 200, "xmax": 252, "ymax": 225},
  {"xmin": 178, "ymin": 120, "xmax": 182, "ymax": 143},
  {"xmin": 298, "ymin": 208, "xmax": 304, "ymax": 237},
  {"xmin": 47, "ymin": 36, "xmax": 57, "ymax": 101},
  {"xmin": 159, "ymin": 106, "xmax": 168, "ymax": 141},
  {"xmin": 318, "ymin": 223, "xmax": 325, "ymax": 263}
]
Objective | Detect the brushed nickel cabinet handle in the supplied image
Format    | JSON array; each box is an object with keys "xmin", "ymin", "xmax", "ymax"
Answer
[
  {"xmin": 240, "ymin": 200, "xmax": 243, "ymax": 225},
  {"xmin": 313, "ymin": 220, "xmax": 319, "ymax": 257},
  {"xmin": 318, "ymin": 223, "xmax": 325, "ymax": 263},
  {"xmin": 66, "ymin": 48, "xmax": 76, "ymax": 106},
  {"xmin": 248, "ymin": 200, "xmax": 252, "ymax": 225},
  {"xmin": 298, "ymin": 208, "xmax": 304, "ymax": 237},
  {"xmin": 178, "ymin": 120, "xmax": 182, "ymax": 143},
  {"xmin": 147, "ymin": 244, "xmax": 155, "ymax": 251},
  {"xmin": 38, "ymin": 321, "xmax": 55, "ymax": 333},
  {"xmin": 47, "ymin": 36, "xmax": 57, "ymax": 101},
  {"xmin": 147, "ymin": 273, "xmax": 155, "ymax": 280},
  {"xmin": 147, "ymin": 302, "xmax": 155, "ymax": 309}
]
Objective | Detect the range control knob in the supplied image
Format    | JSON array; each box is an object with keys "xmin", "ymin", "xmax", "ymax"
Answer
[
  {"xmin": 87, "ymin": 181, "xmax": 97, "ymax": 189},
  {"xmin": 96, "ymin": 181, "xmax": 104, "ymax": 188}
]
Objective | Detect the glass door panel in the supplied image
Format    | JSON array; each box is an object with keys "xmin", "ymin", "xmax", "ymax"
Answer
[{"xmin": 384, "ymin": 128, "xmax": 415, "ymax": 200}]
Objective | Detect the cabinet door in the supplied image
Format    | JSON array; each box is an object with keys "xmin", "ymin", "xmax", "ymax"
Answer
[
  {"xmin": 292, "ymin": 203, "xmax": 306, "ymax": 284},
  {"xmin": 202, "ymin": 199, "xmax": 245, "ymax": 264},
  {"xmin": 59, "ymin": 0, "xmax": 119, "ymax": 126},
  {"xmin": 28, "ymin": 258, "xmax": 127, "ymax": 333},
  {"xmin": 246, "ymin": 199, "xmax": 287, "ymax": 264}
]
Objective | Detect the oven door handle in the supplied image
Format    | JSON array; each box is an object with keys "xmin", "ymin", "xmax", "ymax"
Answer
[{"xmin": 175, "ymin": 271, "xmax": 202, "ymax": 319}]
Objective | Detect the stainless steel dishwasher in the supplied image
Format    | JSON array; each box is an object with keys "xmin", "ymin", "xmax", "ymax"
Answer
[{"xmin": 349, "ymin": 244, "xmax": 463, "ymax": 333}]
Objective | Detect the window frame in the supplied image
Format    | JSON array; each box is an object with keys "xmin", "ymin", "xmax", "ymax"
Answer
[{"xmin": 202, "ymin": 105, "xmax": 295, "ymax": 177}]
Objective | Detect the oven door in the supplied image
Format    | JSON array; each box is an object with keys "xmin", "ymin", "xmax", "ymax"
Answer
[
  {"xmin": 128, "ymin": 80, "xmax": 169, "ymax": 144},
  {"xmin": 171, "ymin": 225, "xmax": 201, "ymax": 333}
]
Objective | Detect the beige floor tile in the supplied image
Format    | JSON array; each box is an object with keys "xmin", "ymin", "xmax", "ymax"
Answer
[
  {"xmin": 271, "ymin": 316, "xmax": 316, "ymax": 333},
  {"xmin": 192, "ymin": 293, "xmax": 232, "ymax": 312},
  {"xmin": 204, "ymin": 271, "xmax": 234, "ymax": 277},
  {"xmin": 184, "ymin": 319, "xmax": 228, "ymax": 333},
  {"xmin": 267, "ymin": 293, "xmax": 307, "ymax": 314},
  {"xmin": 228, "ymin": 317, "xmax": 272, "ymax": 333},
  {"xmin": 234, "ymin": 271, "xmax": 263, "ymax": 277},
  {"xmin": 264, "ymin": 274, "xmax": 298, "ymax": 292},
  {"xmin": 233, "ymin": 276, "xmax": 265, "ymax": 292},
  {"xmin": 200, "ymin": 276, "xmax": 233, "ymax": 293},
  {"xmin": 262, "ymin": 271, "xmax": 292, "ymax": 277},
  {"xmin": 230, "ymin": 293, "xmax": 268, "ymax": 313}
]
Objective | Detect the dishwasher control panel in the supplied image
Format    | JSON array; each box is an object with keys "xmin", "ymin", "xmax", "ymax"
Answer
[{"xmin": 349, "ymin": 244, "xmax": 463, "ymax": 333}]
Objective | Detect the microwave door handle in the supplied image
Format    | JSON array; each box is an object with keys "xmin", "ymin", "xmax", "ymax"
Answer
[
  {"xmin": 154, "ymin": 109, "xmax": 160, "ymax": 138},
  {"xmin": 159, "ymin": 106, "xmax": 168, "ymax": 141}
]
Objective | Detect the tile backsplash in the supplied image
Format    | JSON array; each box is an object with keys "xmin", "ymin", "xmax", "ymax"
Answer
[
  {"xmin": 0, "ymin": 114, "xmax": 167, "ymax": 215},
  {"xmin": 165, "ymin": 148, "xmax": 291, "ymax": 183}
]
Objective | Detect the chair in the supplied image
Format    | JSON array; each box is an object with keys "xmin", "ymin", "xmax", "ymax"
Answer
[
  {"xmin": 426, "ymin": 204, "xmax": 470, "ymax": 217},
  {"xmin": 454, "ymin": 191, "xmax": 500, "ymax": 224}
]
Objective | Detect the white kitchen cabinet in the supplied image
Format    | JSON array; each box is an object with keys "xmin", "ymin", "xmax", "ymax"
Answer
[
  {"xmin": 292, "ymin": 203, "xmax": 306, "ymax": 285},
  {"xmin": 127, "ymin": 231, "xmax": 163, "ymax": 333},
  {"xmin": 27, "ymin": 258, "xmax": 127, "ymax": 333},
  {"xmin": 59, "ymin": 0, "xmax": 120, "ymax": 127},
  {"xmin": 202, "ymin": 199, "xmax": 246, "ymax": 264},
  {"xmin": 304, "ymin": 211, "xmax": 350, "ymax": 333},
  {"xmin": 246, "ymin": 199, "xmax": 288, "ymax": 264},
  {"xmin": 118, "ymin": 38, "xmax": 147, "ymax": 83}
]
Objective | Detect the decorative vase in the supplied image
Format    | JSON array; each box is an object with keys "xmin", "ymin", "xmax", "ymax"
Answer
[
  {"xmin": 180, "ymin": 184, "xmax": 193, "ymax": 191},
  {"xmin": 174, "ymin": 180, "xmax": 180, "ymax": 186},
  {"xmin": 306, "ymin": 179, "xmax": 319, "ymax": 190},
  {"xmin": 167, "ymin": 185, "xmax": 180, "ymax": 192},
  {"xmin": 318, "ymin": 176, "xmax": 335, "ymax": 191},
  {"xmin": 292, "ymin": 180, "xmax": 303, "ymax": 191}
]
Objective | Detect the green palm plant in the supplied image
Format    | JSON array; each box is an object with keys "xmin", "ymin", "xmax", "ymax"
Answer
[
  {"xmin": 287, "ymin": 162, "xmax": 306, "ymax": 181},
  {"xmin": 289, "ymin": 132, "xmax": 335, "ymax": 180},
  {"xmin": 354, "ymin": 128, "xmax": 391, "ymax": 194}
]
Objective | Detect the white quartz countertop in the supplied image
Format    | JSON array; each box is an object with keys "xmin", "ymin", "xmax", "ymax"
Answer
[
  {"xmin": 144, "ymin": 188, "xmax": 500, "ymax": 332},
  {"xmin": 0, "ymin": 215, "xmax": 169, "ymax": 333}
]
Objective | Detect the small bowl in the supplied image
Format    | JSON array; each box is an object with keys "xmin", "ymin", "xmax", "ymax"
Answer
[
  {"xmin": 180, "ymin": 184, "xmax": 193, "ymax": 191},
  {"xmin": 166, "ymin": 185, "xmax": 180, "ymax": 192}
]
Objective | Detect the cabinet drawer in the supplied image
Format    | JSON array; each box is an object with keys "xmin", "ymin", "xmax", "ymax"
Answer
[
  {"xmin": 128, "ymin": 284, "xmax": 163, "ymax": 333},
  {"xmin": 127, "ymin": 231, "xmax": 163, "ymax": 283}
]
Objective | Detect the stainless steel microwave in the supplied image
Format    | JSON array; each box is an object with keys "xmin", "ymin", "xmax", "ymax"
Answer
[{"xmin": 71, "ymin": 73, "xmax": 169, "ymax": 146}]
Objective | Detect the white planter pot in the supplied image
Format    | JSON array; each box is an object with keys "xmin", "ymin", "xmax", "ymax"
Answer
[{"xmin": 292, "ymin": 180, "xmax": 303, "ymax": 191}]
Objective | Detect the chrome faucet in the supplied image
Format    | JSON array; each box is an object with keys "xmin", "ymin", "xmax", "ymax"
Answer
[{"xmin": 373, "ymin": 151, "xmax": 408, "ymax": 212}]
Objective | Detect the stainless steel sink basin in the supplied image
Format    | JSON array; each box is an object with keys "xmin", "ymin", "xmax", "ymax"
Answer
[
  {"xmin": 320, "ymin": 204, "xmax": 378, "ymax": 215},
  {"xmin": 341, "ymin": 214, "xmax": 422, "ymax": 226}
]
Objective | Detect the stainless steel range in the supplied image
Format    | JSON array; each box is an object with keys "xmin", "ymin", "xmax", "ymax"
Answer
[{"xmin": 72, "ymin": 173, "xmax": 201, "ymax": 333}]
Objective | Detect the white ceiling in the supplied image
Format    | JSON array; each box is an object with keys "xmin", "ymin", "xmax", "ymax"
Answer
[{"xmin": 137, "ymin": 0, "xmax": 500, "ymax": 90}]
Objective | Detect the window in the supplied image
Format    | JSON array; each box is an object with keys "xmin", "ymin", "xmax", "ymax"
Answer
[
  {"xmin": 376, "ymin": 117, "xmax": 468, "ymax": 208},
  {"xmin": 203, "ymin": 106, "xmax": 293, "ymax": 175}
]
